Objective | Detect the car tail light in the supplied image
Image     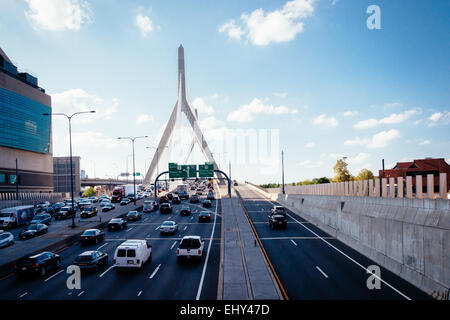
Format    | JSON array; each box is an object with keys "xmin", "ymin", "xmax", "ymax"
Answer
[
  {"xmin": 176, "ymin": 249, "xmax": 179, "ymax": 254},
  {"xmin": 198, "ymin": 250, "xmax": 201, "ymax": 255},
  {"xmin": 14, "ymin": 264, "xmax": 17, "ymax": 269}
]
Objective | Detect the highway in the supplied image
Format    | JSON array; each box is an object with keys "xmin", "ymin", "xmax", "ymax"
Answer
[
  {"xmin": 0, "ymin": 194, "xmax": 221, "ymax": 300},
  {"xmin": 235, "ymin": 184, "xmax": 431, "ymax": 300}
]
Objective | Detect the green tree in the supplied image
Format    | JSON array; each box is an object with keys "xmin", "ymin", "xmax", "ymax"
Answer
[
  {"xmin": 300, "ymin": 179, "xmax": 314, "ymax": 185},
  {"xmin": 315, "ymin": 177, "xmax": 331, "ymax": 184},
  {"xmin": 356, "ymin": 168, "xmax": 375, "ymax": 181},
  {"xmin": 83, "ymin": 186, "xmax": 96, "ymax": 197},
  {"xmin": 332, "ymin": 159, "xmax": 353, "ymax": 182}
]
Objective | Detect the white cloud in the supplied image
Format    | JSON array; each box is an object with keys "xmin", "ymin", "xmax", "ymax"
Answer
[
  {"xmin": 135, "ymin": 13, "xmax": 154, "ymax": 37},
  {"xmin": 219, "ymin": 0, "xmax": 316, "ymax": 46},
  {"xmin": 353, "ymin": 108, "xmax": 421, "ymax": 129},
  {"xmin": 296, "ymin": 160, "xmax": 311, "ymax": 166},
  {"xmin": 24, "ymin": 0, "xmax": 92, "ymax": 31},
  {"xmin": 305, "ymin": 142, "xmax": 315, "ymax": 148},
  {"xmin": 52, "ymin": 89, "xmax": 119, "ymax": 123},
  {"xmin": 419, "ymin": 140, "xmax": 431, "ymax": 145},
  {"xmin": 192, "ymin": 97, "xmax": 215, "ymax": 115},
  {"xmin": 136, "ymin": 114, "xmax": 154, "ymax": 124},
  {"xmin": 384, "ymin": 102, "xmax": 403, "ymax": 108},
  {"xmin": 71, "ymin": 131, "xmax": 120, "ymax": 150},
  {"xmin": 429, "ymin": 112, "xmax": 442, "ymax": 121},
  {"xmin": 347, "ymin": 152, "xmax": 370, "ymax": 165},
  {"xmin": 227, "ymin": 98, "xmax": 297, "ymax": 123},
  {"xmin": 331, "ymin": 0, "xmax": 339, "ymax": 6},
  {"xmin": 343, "ymin": 111, "xmax": 358, "ymax": 117},
  {"xmin": 344, "ymin": 129, "xmax": 401, "ymax": 149},
  {"xmin": 427, "ymin": 111, "xmax": 450, "ymax": 126},
  {"xmin": 273, "ymin": 92, "xmax": 287, "ymax": 98},
  {"xmin": 312, "ymin": 114, "xmax": 338, "ymax": 128}
]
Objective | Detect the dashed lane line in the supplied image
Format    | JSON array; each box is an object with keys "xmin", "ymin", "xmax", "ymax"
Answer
[
  {"xmin": 99, "ymin": 266, "xmax": 114, "ymax": 278},
  {"xmin": 44, "ymin": 269, "xmax": 64, "ymax": 282},
  {"xmin": 149, "ymin": 264, "xmax": 162, "ymax": 279},
  {"xmin": 316, "ymin": 266, "xmax": 329, "ymax": 278}
]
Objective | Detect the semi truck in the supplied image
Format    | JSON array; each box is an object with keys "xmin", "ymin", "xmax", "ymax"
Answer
[
  {"xmin": 176, "ymin": 184, "xmax": 189, "ymax": 200},
  {"xmin": 0, "ymin": 205, "xmax": 34, "ymax": 229},
  {"xmin": 111, "ymin": 184, "xmax": 135, "ymax": 203}
]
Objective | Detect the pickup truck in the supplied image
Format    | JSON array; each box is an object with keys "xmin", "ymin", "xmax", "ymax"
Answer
[{"xmin": 176, "ymin": 236, "xmax": 205, "ymax": 262}]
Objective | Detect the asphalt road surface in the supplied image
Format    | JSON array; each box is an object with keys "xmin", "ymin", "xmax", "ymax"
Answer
[
  {"xmin": 0, "ymin": 195, "xmax": 221, "ymax": 300},
  {"xmin": 235, "ymin": 185, "xmax": 431, "ymax": 300}
]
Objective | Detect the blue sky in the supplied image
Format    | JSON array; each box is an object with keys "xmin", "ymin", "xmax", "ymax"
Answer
[{"xmin": 1, "ymin": 0, "xmax": 449, "ymax": 184}]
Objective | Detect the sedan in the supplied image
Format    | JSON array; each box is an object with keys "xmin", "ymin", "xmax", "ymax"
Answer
[
  {"xmin": 100, "ymin": 199, "xmax": 111, "ymax": 207},
  {"xmin": 198, "ymin": 211, "xmax": 211, "ymax": 222},
  {"xmin": 54, "ymin": 206, "xmax": 76, "ymax": 220},
  {"xmin": 19, "ymin": 224, "xmax": 48, "ymax": 240},
  {"xmin": 159, "ymin": 203, "xmax": 172, "ymax": 214},
  {"xmin": 108, "ymin": 218, "xmax": 127, "ymax": 231},
  {"xmin": 0, "ymin": 231, "xmax": 14, "ymax": 248},
  {"xmin": 120, "ymin": 198, "xmax": 131, "ymax": 206},
  {"xmin": 81, "ymin": 206, "xmax": 98, "ymax": 218},
  {"xmin": 167, "ymin": 193, "xmax": 174, "ymax": 200},
  {"xmin": 159, "ymin": 221, "xmax": 178, "ymax": 235},
  {"xmin": 172, "ymin": 196, "xmax": 181, "ymax": 204},
  {"xmin": 101, "ymin": 204, "xmax": 115, "ymax": 212},
  {"xmin": 126, "ymin": 210, "xmax": 142, "ymax": 221},
  {"xmin": 88, "ymin": 196, "xmax": 99, "ymax": 203},
  {"xmin": 80, "ymin": 229, "xmax": 104, "ymax": 245},
  {"xmin": 74, "ymin": 251, "xmax": 108, "ymax": 271},
  {"xmin": 15, "ymin": 252, "xmax": 61, "ymax": 276},
  {"xmin": 202, "ymin": 200, "xmax": 212, "ymax": 208},
  {"xmin": 30, "ymin": 213, "xmax": 52, "ymax": 226},
  {"xmin": 180, "ymin": 206, "xmax": 191, "ymax": 216},
  {"xmin": 190, "ymin": 195, "xmax": 200, "ymax": 203}
]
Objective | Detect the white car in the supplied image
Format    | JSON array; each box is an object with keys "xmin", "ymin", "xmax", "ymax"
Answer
[
  {"xmin": 113, "ymin": 239, "xmax": 152, "ymax": 270},
  {"xmin": 100, "ymin": 199, "xmax": 111, "ymax": 207},
  {"xmin": 177, "ymin": 236, "xmax": 205, "ymax": 262},
  {"xmin": 0, "ymin": 231, "xmax": 14, "ymax": 248},
  {"xmin": 159, "ymin": 221, "xmax": 178, "ymax": 234}
]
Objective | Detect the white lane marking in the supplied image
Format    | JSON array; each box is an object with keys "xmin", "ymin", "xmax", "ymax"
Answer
[
  {"xmin": 137, "ymin": 291, "xmax": 142, "ymax": 297},
  {"xmin": 155, "ymin": 226, "xmax": 160, "ymax": 231},
  {"xmin": 44, "ymin": 269, "xmax": 64, "ymax": 282},
  {"xmin": 96, "ymin": 242, "xmax": 108, "ymax": 250},
  {"xmin": 19, "ymin": 292, "xmax": 28, "ymax": 298},
  {"xmin": 99, "ymin": 266, "xmax": 114, "ymax": 278},
  {"xmin": 68, "ymin": 292, "xmax": 72, "ymax": 295},
  {"xmin": 260, "ymin": 236, "xmax": 334, "ymax": 240},
  {"xmin": 183, "ymin": 226, "xmax": 187, "ymax": 231},
  {"xmin": 78, "ymin": 291, "xmax": 85, "ymax": 296},
  {"xmin": 316, "ymin": 266, "xmax": 329, "ymax": 278},
  {"xmin": 290, "ymin": 240, "xmax": 298, "ymax": 246},
  {"xmin": 168, "ymin": 216, "xmax": 172, "ymax": 220},
  {"xmin": 285, "ymin": 209, "xmax": 412, "ymax": 300},
  {"xmin": 190, "ymin": 216, "xmax": 194, "ymax": 220},
  {"xmin": 126, "ymin": 227, "xmax": 134, "ymax": 233},
  {"xmin": 170, "ymin": 241, "xmax": 177, "ymax": 250},
  {"xmin": 149, "ymin": 264, "xmax": 161, "ymax": 279},
  {"xmin": 196, "ymin": 198, "xmax": 218, "ymax": 300}
]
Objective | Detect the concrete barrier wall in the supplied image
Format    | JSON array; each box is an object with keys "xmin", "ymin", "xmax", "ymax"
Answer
[{"xmin": 245, "ymin": 182, "xmax": 450, "ymax": 297}]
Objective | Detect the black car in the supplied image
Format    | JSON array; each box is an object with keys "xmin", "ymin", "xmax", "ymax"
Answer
[
  {"xmin": 81, "ymin": 206, "xmax": 98, "ymax": 218},
  {"xmin": 198, "ymin": 211, "xmax": 211, "ymax": 222},
  {"xmin": 159, "ymin": 195, "xmax": 169, "ymax": 204},
  {"xmin": 108, "ymin": 218, "xmax": 127, "ymax": 231},
  {"xmin": 167, "ymin": 193, "xmax": 174, "ymax": 200},
  {"xmin": 269, "ymin": 214, "xmax": 287, "ymax": 229},
  {"xmin": 172, "ymin": 196, "xmax": 181, "ymax": 204},
  {"xmin": 202, "ymin": 200, "xmax": 212, "ymax": 208},
  {"xmin": 190, "ymin": 195, "xmax": 200, "ymax": 203},
  {"xmin": 180, "ymin": 206, "xmax": 191, "ymax": 216},
  {"xmin": 51, "ymin": 202, "xmax": 65, "ymax": 213},
  {"xmin": 54, "ymin": 206, "xmax": 76, "ymax": 220},
  {"xmin": 120, "ymin": 198, "xmax": 131, "ymax": 206},
  {"xmin": 74, "ymin": 250, "xmax": 108, "ymax": 271},
  {"xmin": 159, "ymin": 203, "xmax": 172, "ymax": 214},
  {"xmin": 45, "ymin": 206, "xmax": 55, "ymax": 214},
  {"xmin": 15, "ymin": 252, "xmax": 61, "ymax": 276},
  {"xmin": 19, "ymin": 224, "xmax": 48, "ymax": 240},
  {"xmin": 101, "ymin": 204, "xmax": 115, "ymax": 212},
  {"xmin": 80, "ymin": 229, "xmax": 104, "ymax": 245},
  {"xmin": 126, "ymin": 210, "xmax": 142, "ymax": 221}
]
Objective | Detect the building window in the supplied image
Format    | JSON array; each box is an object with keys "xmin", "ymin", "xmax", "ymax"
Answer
[{"xmin": 0, "ymin": 174, "xmax": 5, "ymax": 184}]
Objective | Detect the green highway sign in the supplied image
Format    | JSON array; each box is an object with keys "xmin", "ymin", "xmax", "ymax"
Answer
[
  {"xmin": 169, "ymin": 163, "xmax": 197, "ymax": 178},
  {"xmin": 198, "ymin": 162, "xmax": 214, "ymax": 178}
]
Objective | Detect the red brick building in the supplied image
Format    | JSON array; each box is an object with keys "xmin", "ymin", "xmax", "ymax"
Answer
[{"xmin": 379, "ymin": 158, "xmax": 450, "ymax": 193}]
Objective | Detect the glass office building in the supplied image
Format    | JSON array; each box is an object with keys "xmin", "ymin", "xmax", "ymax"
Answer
[{"xmin": 0, "ymin": 47, "xmax": 53, "ymax": 193}]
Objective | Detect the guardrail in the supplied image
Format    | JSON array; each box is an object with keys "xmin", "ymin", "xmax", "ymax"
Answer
[{"xmin": 0, "ymin": 192, "xmax": 66, "ymax": 210}]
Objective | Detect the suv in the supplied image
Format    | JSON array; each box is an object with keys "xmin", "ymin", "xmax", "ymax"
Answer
[
  {"xmin": 269, "ymin": 214, "xmax": 287, "ymax": 229},
  {"xmin": 271, "ymin": 206, "xmax": 286, "ymax": 216},
  {"xmin": 190, "ymin": 194, "xmax": 200, "ymax": 203},
  {"xmin": 54, "ymin": 206, "xmax": 76, "ymax": 220},
  {"xmin": 159, "ymin": 203, "xmax": 172, "ymax": 214},
  {"xmin": 172, "ymin": 196, "xmax": 181, "ymax": 204}
]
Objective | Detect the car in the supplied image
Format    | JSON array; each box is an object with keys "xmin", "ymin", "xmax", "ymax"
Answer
[
  {"xmin": 33, "ymin": 207, "xmax": 43, "ymax": 215},
  {"xmin": 202, "ymin": 200, "xmax": 212, "ymax": 208},
  {"xmin": 167, "ymin": 193, "xmax": 174, "ymax": 201},
  {"xmin": 159, "ymin": 203, "xmax": 172, "ymax": 214},
  {"xmin": 177, "ymin": 236, "xmax": 205, "ymax": 262},
  {"xmin": 207, "ymin": 192, "xmax": 215, "ymax": 200},
  {"xmin": 19, "ymin": 223, "xmax": 48, "ymax": 240},
  {"xmin": 54, "ymin": 206, "xmax": 76, "ymax": 220},
  {"xmin": 45, "ymin": 206, "xmax": 55, "ymax": 214},
  {"xmin": 126, "ymin": 210, "xmax": 142, "ymax": 221},
  {"xmin": 0, "ymin": 231, "xmax": 14, "ymax": 248},
  {"xmin": 64, "ymin": 200, "xmax": 78, "ymax": 210},
  {"xmin": 74, "ymin": 251, "xmax": 108, "ymax": 271},
  {"xmin": 180, "ymin": 206, "xmax": 191, "ymax": 216},
  {"xmin": 88, "ymin": 196, "xmax": 99, "ymax": 203},
  {"xmin": 190, "ymin": 194, "xmax": 200, "ymax": 203},
  {"xmin": 128, "ymin": 194, "xmax": 135, "ymax": 202},
  {"xmin": 80, "ymin": 229, "xmax": 105, "ymax": 245},
  {"xmin": 51, "ymin": 202, "xmax": 65, "ymax": 212},
  {"xmin": 108, "ymin": 218, "xmax": 127, "ymax": 231},
  {"xmin": 100, "ymin": 199, "xmax": 111, "ymax": 207},
  {"xmin": 101, "ymin": 204, "xmax": 115, "ymax": 212},
  {"xmin": 159, "ymin": 195, "xmax": 169, "ymax": 204},
  {"xmin": 270, "ymin": 206, "xmax": 286, "ymax": 216},
  {"xmin": 159, "ymin": 221, "xmax": 178, "ymax": 234},
  {"xmin": 15, "ymin": 252, "xmax": 61, "ymax": 276},
  {"xmin": 81, "ymin": 206, "xmax": 98, "ymax": 218},
  {"xmin": 143, "ymin": 200, "xmax": 157, "ymax": 212},
  {"xmin": 269, "ymin": 214, "xmax": 287, "ymax": 229},
  {"xmin": 234, "ymin": 182, "xmax": 238, "ymax": 186},
  {"xmin": 172, "ymin": 196, "xmax": 181, "ymax": 204},
  {"xmin": 37, "ymin": 201, "xmax": 50, "ymax": 209},
  {"xmin": 120, "ymin": 198, "xmax": 131, "ymax": 206},
  {"xmin": 196, "ymin": 190, "xmax": 203, "ymax": 195},
  {"xmin": 198, "ymin": 211, "xmax": 211, "ymax": 222},
  {"xmin": 30, "ymin": 213, "xmax": 52, "ymax": 226},
  {"xmin": 78, "ymin": 199, "xmax": 92, "ymax": 209},
  {"xmin": 137, "ymin": 193, "xmax": 144, "ymax": 200}
]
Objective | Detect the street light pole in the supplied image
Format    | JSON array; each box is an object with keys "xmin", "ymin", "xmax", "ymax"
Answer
[
  {"xmin": 118, "ymin": 136, "xmax": 148, "ymax": 205},
  {"xmin": 43, "ymin": 110, "xmax": 95, "ymax": 228},
  {"xmin": 282, "ymin": 150, "xmax": 285, "ymax": 194}
]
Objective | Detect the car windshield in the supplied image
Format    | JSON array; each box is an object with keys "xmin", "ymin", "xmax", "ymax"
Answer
[
  {"xmin": 75, "ymin": 255, "xmax": 93, "ymax": 262},
  {"xmin": 200, "ymin": 212, "xmax": 209, "ymax": 216},
  {"xmin": 128, "ymin": 211, "xmax": 137, "ymax": 215},
  {"xmin": 179, "ymin": 239, "xmax": 201, "ymax": 249},
  {"xmin": 26, "ymin": 224, "xmax": 38, "ymax": 230},
  {"xmin": 0, "ymin": 212, "xmax": 10, "ymax": 217},
  {"xmin": 162, "ymin": 222, "xmax": 174, "ymax": 226},
  {"xmin": 110, "ymin": 219, "xmax": 121, "ymax": 223},
  {"xmin": 0, "ymin": 234, "xmax": 9, "ymax": 240},
  {"xmin": 274, "ymin": 216, "xmax": 285, "ymax": 221},
  {"xmin": 61, "ymin": 207, "xmax": 69, "ymax": 211},
  {"xmin": 82, "ymin": 230, "xmax": 96, "ymax": 236},
  {"xmin": 32, "ymin": 215, "xmax": 43, "ymax": 219}
]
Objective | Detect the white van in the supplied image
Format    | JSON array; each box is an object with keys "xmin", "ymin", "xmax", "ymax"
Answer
[{"xmin": 113, "ymin": 239, "xmax": 152, "ymax": 270}]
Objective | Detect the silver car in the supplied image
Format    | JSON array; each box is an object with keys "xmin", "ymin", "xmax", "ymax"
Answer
[
  {"xmin": 159, "ymin": 221, "xmax": 178, "ymax": 235},
  {"xmin": 0, "ymin": 231, "xmax": 14, "ymax": 248}
]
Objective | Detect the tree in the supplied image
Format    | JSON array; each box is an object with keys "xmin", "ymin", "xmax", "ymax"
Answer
[
  {"xmin": 300, "ymin": 179, "xmax": 314, "ymax": 185},
  {"xmin": 315, "ymin": 177, "xmax": 331, "ymax": 184},
  {"xmin": 356, "ymin": 168, "xmax": 375, "ymax": 181},
  {"xmin": 332, "ymin": 159, "xmax": 353, "ymax": 182},
  {"xmin": 83, "ymin": 186, "xmax": 96, "ymax": 197}
]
